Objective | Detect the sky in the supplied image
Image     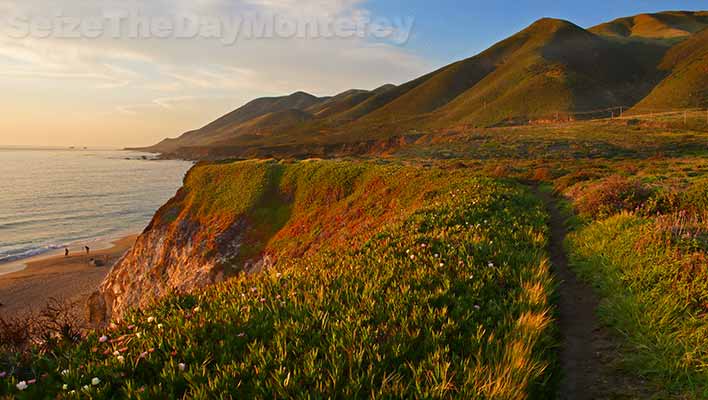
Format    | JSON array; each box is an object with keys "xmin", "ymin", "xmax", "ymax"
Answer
[{"xmin": 0, "ymin": 0, "xmax": 705, "ymax": 147}]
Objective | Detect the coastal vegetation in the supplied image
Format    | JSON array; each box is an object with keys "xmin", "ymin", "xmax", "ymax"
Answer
[{"xmin": 1, "ymin": 167, "xmax": 556, "ymax": 398}]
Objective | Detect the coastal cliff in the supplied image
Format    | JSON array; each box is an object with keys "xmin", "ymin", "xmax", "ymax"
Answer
[{"xmin": 88, "ymin": 160, "xmax": 466, "ymax": 323}]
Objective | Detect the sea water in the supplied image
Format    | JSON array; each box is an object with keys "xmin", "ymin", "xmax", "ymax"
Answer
[{"xmin": 0, "ymin": 147, "xmax": 192, "ymax": 274}]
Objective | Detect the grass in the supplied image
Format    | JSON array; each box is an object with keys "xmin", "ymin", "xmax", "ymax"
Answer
[
  {"xmin": 567, "ymin": 213, "xmax": 708, "ymax": 397},
  {"xmin": 6, "ymin": 116, "xmax": 708, "ymax": 398},
  {"xmin": 548, "ymin": 156, "xmax": 708, "ymax": 397},
  {"xmin": 0, "ymin": 176, "xmax": 556, "ymax": 399}
]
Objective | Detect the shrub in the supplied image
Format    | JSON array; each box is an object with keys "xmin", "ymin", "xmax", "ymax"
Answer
[
  {"xmin": 532, "ymin": 167, "xmax": 553, "ymax": 182},
  {"xmin": 553, "ymin": 170, "xmax": 603, "ymax": 193},
  {"xmin": 574, "ymin": 175, "xmax": 651, "ymax": 218}
]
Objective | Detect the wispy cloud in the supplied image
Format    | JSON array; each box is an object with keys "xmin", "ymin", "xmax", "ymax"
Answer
[{"xmin": 0, "ymin": 0, "xmax": 429, "ymax": 146}]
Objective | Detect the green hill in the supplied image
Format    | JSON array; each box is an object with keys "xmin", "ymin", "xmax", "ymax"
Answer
[
  {"xmin": 150, "ymin": 91, "xmax": 326, "ymax": 152},
  {"xmin": 139, "ymin": 11, "xmax": 708, "ymax": 159},
  {"xmin": 631, "ymin": 28, "xmax": 708, "ymax": 111},
  {"xmin": 590, "ymin": 11, "xmax": 708, "ymax": 40},
  {"xmin": 428, "ymin": 18, "xmax": 647, "ymax": 127}
]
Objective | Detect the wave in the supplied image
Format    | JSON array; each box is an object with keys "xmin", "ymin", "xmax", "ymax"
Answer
[{"xmin": 0, "ymin": 243, "xmax": 66, "ymax": 265}]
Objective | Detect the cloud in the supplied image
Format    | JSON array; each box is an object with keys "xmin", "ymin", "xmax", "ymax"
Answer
[{"xmin": 0, "ymin": 0, "xmax": 431, "ymax": 146}]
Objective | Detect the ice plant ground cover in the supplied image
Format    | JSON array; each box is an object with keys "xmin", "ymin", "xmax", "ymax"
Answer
[{"xmin": 0, "ymin": 176, "xmax": 555, "ymax": 398}]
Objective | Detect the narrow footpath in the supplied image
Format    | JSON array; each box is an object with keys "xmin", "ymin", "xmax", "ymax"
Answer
[{"xmin": 537, "ymin": 189, "xmax": 650, "ymax": 399}]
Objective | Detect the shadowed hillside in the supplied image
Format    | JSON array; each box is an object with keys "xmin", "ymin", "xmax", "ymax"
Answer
[
  {"xmin": 632, "ymin": 27, "xmax": 708, "ymax": 110},
  {"xmin": 428, "ymin": 18, "xmax": 648, "ymax": 127}
]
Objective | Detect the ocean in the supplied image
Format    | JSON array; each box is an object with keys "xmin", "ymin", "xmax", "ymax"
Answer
[{"xmin": 0, "ymin": 147, "xmax": 192, "ymax": 274}]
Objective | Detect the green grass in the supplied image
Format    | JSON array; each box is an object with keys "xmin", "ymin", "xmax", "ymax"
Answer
[
  {"xmin": 567, "ymin": 211, "xmax": 708, "ymax": 398},
  {"xmin": 0, "ymin": 177, "xmax": 556, "ymax": 399},
  {"xmin": 550, "ymin": 155, "xmax": 708, "ymax": 397}
]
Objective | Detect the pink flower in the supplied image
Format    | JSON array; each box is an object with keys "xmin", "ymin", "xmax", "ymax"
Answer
[
  {"xmin": 27, "ymin": 379, "xmax": 36, "ymax": 384},
  {"xmin": 140, "ymin": 351, "xmax": 148, "ymax": 358},
  {"xmin": 237, "ymin": 332, "xmax": 246, "ymax": 337},
  {"xmin": 0, "ymin": 371, "xmax": 6, "ymax": 378},
  {"xmin": 99, "ymin": 335, "xmax": 109, "ymax": 343}
]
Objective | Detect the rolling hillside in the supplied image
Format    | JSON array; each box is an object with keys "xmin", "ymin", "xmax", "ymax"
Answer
[
  {"xmin": 631, "ymin": 27, "xmax": 708, "ymax": 110},
  {"xmin": 590, "ymin": 11, "xmax": 708, "ymax": 40},
  {"xmin": 427, "ymin": 18, "xmax": 647, "ymax": 127},
  {"xmin": 139, "ymin": 11, "xmax": 708, "ymax": 158}
]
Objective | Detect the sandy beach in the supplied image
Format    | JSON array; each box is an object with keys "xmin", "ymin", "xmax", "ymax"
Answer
[{"xmin": 0, "ymin": 235, "xmax": 137, "ymax": 320}]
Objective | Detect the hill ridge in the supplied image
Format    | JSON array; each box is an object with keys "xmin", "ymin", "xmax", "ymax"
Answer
[{"xmin": 140, "ymin": 10, "xmax": 708, "ymax": 157}]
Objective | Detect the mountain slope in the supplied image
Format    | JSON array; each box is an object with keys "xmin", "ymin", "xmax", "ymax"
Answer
[
  {"xmin": 429, "ymin": 18, "xmax": 649, "ymax": 127},
  {"xmin": 150, "ymin": 91, "xmax": 326, "ymax": 152},
  {"xmin": 590, "ymin": 11, "xmax": 708, "ymax": 40},
  {"xmin": 140, "ymin": 11, "xmax": 708, "ymax": 158},
  {"xmin": 632, "ymin": 28, "xmax": 708, "ymax": 110}
]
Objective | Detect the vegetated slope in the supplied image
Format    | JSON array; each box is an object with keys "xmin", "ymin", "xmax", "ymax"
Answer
[
  {"xmin": 556, "ymin": 171, "xmax": 708, "ymax": 397},
  {"xmin": 90, "ymin": 160, "xmax": 523, "ymax": 322},
  {"xmin": 6, "ymin": 163, "xmax": 556, "ymax": 399},
  {"xmin": 140, "ymin": 11, "xmax": 708, "ymax": 159},
  {"xmin": 428, "ymin": 19, "xmax": 648, "ymax": 127},
  {"xmin": 305, "ymin": 85, "xmax": 396, "ymax": 118},
  {"xmin": 150, "ymin": 91, "xmax": 326, "ymax": 152},
  {"xmin": 568, "ymin": 212, "xmax": 708, "ymax": 397},
  {"xmin": 631, "ymin": 28, "xmax": 708, "ymax": 111},
  {"xmin": 590, "ymin": 11, "xmax": 708, "ymax": 40}
]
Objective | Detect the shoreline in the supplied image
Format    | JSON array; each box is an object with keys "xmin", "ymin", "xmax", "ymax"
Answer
[
  {"xmin": 0, "ymin": 233, "xmax": 137, "ymax": 277},
  {"xmin": 0, "ymin": 234, "xmax": 137, "ymax": 320}
]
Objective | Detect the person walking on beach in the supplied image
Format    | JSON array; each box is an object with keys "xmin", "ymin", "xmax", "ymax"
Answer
[
  {"xmin": 85, "ymin": 246, "xmax": 90, "ymax": 255},
  {"xmin": 65, "ymin": 248, "xmax": 69, "ymax": 257}
]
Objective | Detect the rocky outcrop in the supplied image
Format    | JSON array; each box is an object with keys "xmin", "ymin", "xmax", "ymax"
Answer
[
  {"xmin": 88, "ymin": 218, "xmax": 242, "ymax": 324},
  {"xmin": 87, "ymin": 161, "xmax": 284, "ymax": 324}
]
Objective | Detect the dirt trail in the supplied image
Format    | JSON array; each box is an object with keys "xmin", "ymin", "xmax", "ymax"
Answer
[{"xmin": 537, "ymin": 189, "xmax": 650, "ymax": 399}]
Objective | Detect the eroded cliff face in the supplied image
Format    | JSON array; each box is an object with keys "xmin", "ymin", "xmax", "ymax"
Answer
[
  {"xmin": 87, "ymin": 218, "xmax": 240, "ymax": 324},
  {"xmin": 88, "ymin": 160, "xmax": 466, "ymax": 323}
]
